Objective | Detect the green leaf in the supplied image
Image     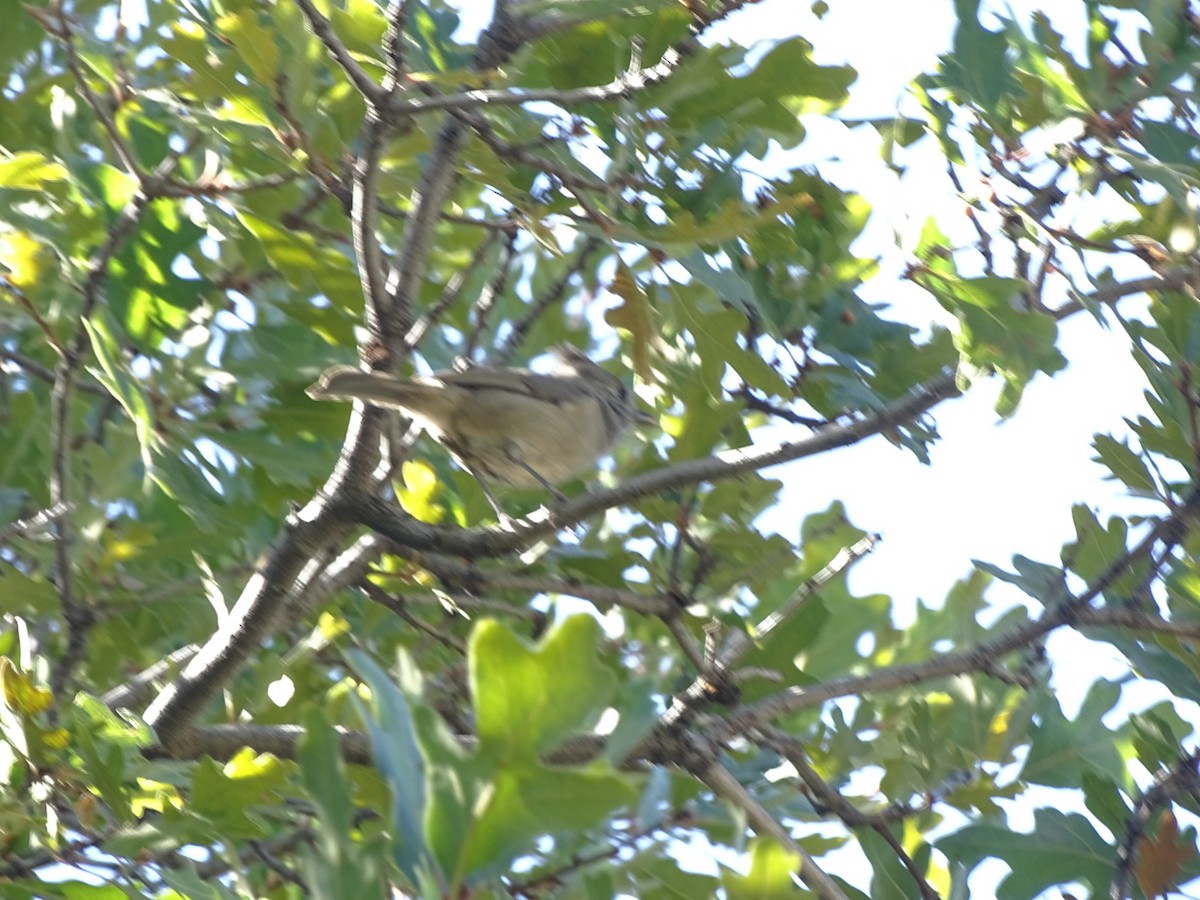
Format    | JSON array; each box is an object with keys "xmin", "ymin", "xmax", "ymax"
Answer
[
  {"xmin": 74, "ymin": 162, "xmax": 139, "ymax": 216},
  {"xmin": 107, "ymin": 202, "xmax": 208, "ymax": 345},
  {"xmin": 972, "ymin": 554, "xmax": 1063, "ymax": 605},
  {"xmin": 84, "ymin": 312, "xmax": 159, "ymax": 487},
  {"xmin": 1091, "ymin": 435, "xmax": 1157, "ymax": 495},
  {"xmin": 1129, "ymin": 705, "xmax": 1194, "ymax": 772},
  {"xmin": 0, "ymin": 569, "xmax": 57, "ymax": 616},
  {"xmin": 190, "ymin": 749, "xmax": 285, "ymax": 838},
  {"xmin": 1139, "ymin": 120, "xmax": 1200, "ymax": 170},
  {"xmin": 1062, "ymin": 505, "xmax": 1131, "ymax": 587},
  {"xmin": 1080, "ymin": 771, "xmax": 1131, "ymax": 837},
  {"xmin": 928, "ymin": 274, "xmax": 1066, "ymax": 416},
  {"xmin": 617, "ymin": 191, "xmax": 820, "ymax": 253},
  {"xmin": 1020, "ymin": 680, "xmax": 1127, "ymax": 788},
  {"xmin": 652, "ymin": 37, "xmax": 852, "ymax": 149},
  {"xmin": 472, "ymin": 616, "xmax": 613, "ymax": 760},
  {"xmin": 938, "ymin": 0, "xmax": 1019, "ymax": 121},
  {"xmin": 159, "ymin": 867, "xmax": 242, "ymax": 899},
  {"xmin": 347, "ymin": 650, "xmax": 433, "ymax": 888},
  {"xmin": 624, "ymin": 850, "xmax": 723, "ymax": 899},
  {"xmin": 407, "ymin": 4, "xmax": 470, "ymax": 73},
  {"xmin": 1098, "ymin": 634, "xmax": 1200, "ymax": 704},
  {"xmin": 938, "ymin": 809, "xmax": 1113, "ymax": 899},
  {"xmin": 297, "ymin": 709, "xmax": 385, "ymax": 900},
  {"xmin": 237, "ymin": 212, "xmax": 360, "ymax": 305},
  {"xmin": 423, "ymin": 617, "xmax": 636, "ymax": 887},
  {"xmin": 862, "ymin": 827, "xmax": 925, "ymax": 900},
  {"xmin": 217, "ymin": 9, "xmax": 280, "ymax": 87}
]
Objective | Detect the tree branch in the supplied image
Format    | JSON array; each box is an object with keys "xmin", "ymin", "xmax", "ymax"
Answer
[
  {"xmin": 754, "ymin": 725, "xmax": 940, "ymax": 898},
  {"xmin": 383, "ymin": 47, "xmax": 689, "ymax": 117},
  {"xmin": 1053, "ymin": 263, "xmax": 1200, "ymax": 320},
  {"xmin": 1112, "ymin": 745, "xmax": 1200, "ymax": 899},
  {"xmin": 355, "ymin": 370, "xmax": 960, "ymax": 554},
  {"xmin": 142, "ymin": 5, "xmax": 535, "ymax": 749},
  {"xmin": 697, "ymin": 758, "xmax": 849, "ymax": 900},
  {"xmin": 293, "ymin": 0, "xmax": 384, "ymax": 104},
  {"xmin": 715, "ymin": 490, "xmax": 1200, "ymax": 740}
]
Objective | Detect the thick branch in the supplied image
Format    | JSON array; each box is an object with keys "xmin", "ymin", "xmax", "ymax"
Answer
[
  {"xmin": 143, "ymin": 509, "xmax": 357, "ymax": 751},
  {"xmin": 144, "ymin": 722, "xmax": 372, "ymax": 765},
  {"xmin": 142, "ymin": 6, "xmax": 533, "ymax": 748}
]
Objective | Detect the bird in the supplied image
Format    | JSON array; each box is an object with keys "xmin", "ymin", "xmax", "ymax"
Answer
[{"xmin": 307, "ymin": 345, "xmax": 652, "ymax": 517}]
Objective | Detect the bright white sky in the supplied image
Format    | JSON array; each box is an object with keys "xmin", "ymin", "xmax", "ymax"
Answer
[{"xmin": 714, "ymin": 1, "xmax": 1200, "ymax": 895}]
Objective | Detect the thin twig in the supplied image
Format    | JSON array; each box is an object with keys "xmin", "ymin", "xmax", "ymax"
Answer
[
  {"xmin": 403, "ymin": 229, "xmax": 510, "ymax": 351},
  {"xmin": 754, "ymin": 725, "xmax": 940, "ymax": 898},
  {"xmin": 1112, "ymin": 746, "xmax": 1200, "ymax": 899},
  {"xmin": 0, "ymin": 349, "xmax": 107, "ymax": 395},
  {"xmin": 293, "ymin": 0, "xmax": 383, "ymax": 103},
  {"xmin": 697, "ymin": 758, "xmax": 849, "ymax": 900},
  {"xmin": 498, "ymin": 236, "xmax": 603, "ymax": 362},
  {"xmin": 54, "ymin": 6, "xmax": 141, "ymax": 177},
  {"xmin": 0, "ymin": 502, "xmax": 74, "ymax": 546},
  {"xmin": 392, "ymin": 588, "xmax": 548, "ymax": 623},
  {"xmin": 397, "ymin": 551, "xmax": 676, "ymax": 616},
  {"xmin": 383, "ymin": 47, "xmax": 690, "ymax": 117},
  {"xmin": 1071, "ymin": 606, "xmax": 1200, "ymax": 638},
  {"xmin": 47, "ymin": 178, "xmax": 153, "ymax": 702},
  {"xmin": 1053, "ymin": 265, "xmax": 1199, "ymax": 320},
  {"xmin": 463, "ymin": 228, "xmax": 519, "ymax": 358},
  {"xmin": 360, "ymin": 579, "xmax": 466, "ymax": 653},
  {"xmin": 724, "ymin": 533, "xmax": 879, "ymax": 668}
]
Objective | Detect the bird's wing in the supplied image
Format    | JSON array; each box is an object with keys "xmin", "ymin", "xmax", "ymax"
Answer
[{"xmin": 437, "ymin": 367, "xmax": 585, "ymax": 404}]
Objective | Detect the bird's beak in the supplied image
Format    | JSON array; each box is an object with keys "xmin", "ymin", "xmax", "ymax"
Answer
[{"xmin": 635, "ymin": 409, "xmax": 658, "ymax": 427}]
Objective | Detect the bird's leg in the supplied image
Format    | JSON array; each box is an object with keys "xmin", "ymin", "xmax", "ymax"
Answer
[
  {"xmin": 440, "ymin": 434, "xmax": 513, "ymax": 525},
  {"xmin": 469, "ymin": 471, "xmax": 513, "ymax": 526},
  {"xmin": 504, "ymin": 449, "xmax": 568, "ymax": 503}
]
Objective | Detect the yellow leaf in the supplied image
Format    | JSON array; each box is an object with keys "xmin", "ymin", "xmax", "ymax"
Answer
[
  {"xmin": 224, "ymin": 747, "xmax": 280, "ymax": 780},
  {"xmin": 133, "ymin": 778, "xmax": 183, "ymax": 816},
  {"xmin": 603, "ymin": 261, "xmax": 655, "ymax": 381},
  {"xmin": 0, "ymin": 152, "xmax": 68, "ymax": 189},
  {"xmin": 317, "ymin": 611, "xmax": 351, "ymax": 641},
  {"xmin": 397, "ymin": 460, "xmax": 445, "ymax": 523},
  {"xmin": 0, "ymin": 232, "xmax": 50, "ymax": 290},
  {"xmin": 0, "ymin": 659, "xmax": 52, "ymax": 715}
]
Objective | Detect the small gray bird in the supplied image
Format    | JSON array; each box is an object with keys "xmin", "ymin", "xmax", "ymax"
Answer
[{"xmin": 307, "ymin": 345, "xmax": 652, "ymax": 516}]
